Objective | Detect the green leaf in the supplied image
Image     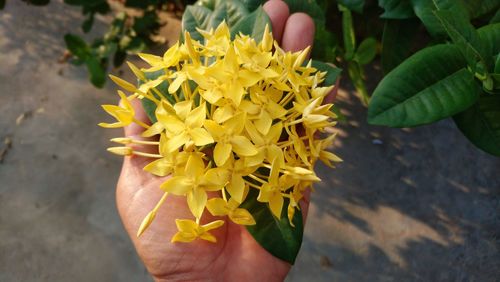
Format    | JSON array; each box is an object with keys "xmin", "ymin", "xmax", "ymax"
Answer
[
  {"xmin": 221, "ymin": 0, "xmax": 248, "ymax": 27},
  {"xmin": 230, "ymin": 6, "xmax": 270, "ymax": 42},
  {"xmin": 368, "ymin": 44, "xmax": 481, "ymax": 127},
  {"xmin": 433, "ymin": 10, "xmax": 489, "ymax": 71},
  {"xmin": 490, "ymin": 8, "xmax": 500, "ymax": 24},
  {"xmin": 312, "ymin": 26, "xmax": 337, "ymax": 62},
  {"xmin": 411, "ymin": 0, "xmax": 469, "ymax": 38},
  {"xmin": 463, "ymin": 0, "xmax": 500, "ymax": 19},
  {"xmin": 311, "ymin": 60, "xmax": 342, "ymax": 87},
  {"xmin": 113, "ymin": 50, "xmax": 127, "ymax": 68},
  {"xmin": 379, "ymin": 0, "xmax": 415, "ymax": 19},
  {"xmin": 284, "ymin": 0, "xmax": 325, "ymax": 26},
  {"xmin": 182, "ymin": 5, "xmax": 213, "ymax": 42},
  {"xmin": 85, "ymin": 56, "xmax": 106, "ymax": 88},
  {"xmin": 337, "ymin": 0, "xmax": 365, "ymax": 13},
  {"xmin": 0, "ymin": 0, "xmax": 6, "ymax": 9},
  {"xmin": 381, "ymin": 18, "xmax": 420, "ymax": 73},
  {"xmin": 240, "ymin": 0, "xmax": 265, "ymax": 11},
  {"xmin": 478, "ymin": 23, "xmax": 500, "ymax": 58},
  {"xmin": 454, "ymin": 94, "xmax": 500, "ymax": 156},
  {"xmin": 339, "ymin": 4, "xmax": 356, "ymax": 61},
  {"xmin": 64, "ymin": 34, "xmax": 90, "ymax": 60},
  {"xmin": 82, "ymin": 12, "xmax": 94, "ymax": 33},
  {"xmin": 354, "ymin": 37, "xmax": 377, "ymax": 65},
  {"xmin": 141, "ymin": 70, "xmax": 174, "ymax": 123},
  {"xmin": 348, "ymin": 61, "xmax": 370, "ymax": 106},
  {"xmin": 240, "ymin": 188, "xmax": 303, "ymax": 264}
]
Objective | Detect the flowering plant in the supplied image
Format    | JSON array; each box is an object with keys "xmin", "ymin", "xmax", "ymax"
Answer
[{"xmin": 100, "ymin": 7, "xmax": 341, "ymax": 262}]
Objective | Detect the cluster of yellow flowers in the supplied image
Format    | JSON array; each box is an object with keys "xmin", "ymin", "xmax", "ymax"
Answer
[{"xmin": 99, "ymin": 22, "xmax": 341, "ymax": 243}]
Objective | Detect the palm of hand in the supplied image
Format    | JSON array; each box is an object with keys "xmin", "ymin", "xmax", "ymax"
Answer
[{"xmin": 117, "ymin": 156, "xmax": 290, "ymax": 281}]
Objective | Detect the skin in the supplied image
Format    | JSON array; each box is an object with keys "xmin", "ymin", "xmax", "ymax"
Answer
[{"xmin": 116, "ymin": 1, "xmax": 318, "ymax": 281}]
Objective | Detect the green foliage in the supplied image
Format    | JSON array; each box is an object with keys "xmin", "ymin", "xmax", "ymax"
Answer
[{"xmin": 368, "ymin": 45, "xmax": 480, "ymax": 127}]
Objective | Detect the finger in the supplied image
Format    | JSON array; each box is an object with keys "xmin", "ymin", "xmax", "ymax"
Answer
[
  {"xmin": 324, "ymin": 76, "xmax": 341, "ymax": 104},
  {"xmin": 281, "ymin": 12, "xmax": 315, "ymax": 54},
  {"xmin": 263, "ymin": 0, "xmax": 289, "ymax": 43}
]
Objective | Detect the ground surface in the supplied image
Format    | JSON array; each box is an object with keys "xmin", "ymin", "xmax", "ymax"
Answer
[{"xmin": 0, "ymin": 1, "xmax": 499, "ymax": 281}]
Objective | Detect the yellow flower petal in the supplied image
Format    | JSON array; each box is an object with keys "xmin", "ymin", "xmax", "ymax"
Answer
[
  {"xmin": 206, "ymin": 198, "xmax": 230, "ymax": 216},
  {"xmin": 185, "ymin": 154, "xmax": 205, "ymax": 179},
  {"xmin": 143, "ymin": 158, "xmax": 173, "ymax": 177},
  {"xmin": 160, "ymin": 176, "xmax": 192, "ymax": 195},
  {"xmin": 109, "ymin": 75, "xmax": 137, "ymax": 92},
  {"xmin": 269, "ymin": 192, "xmax": 284, "ymax": 218},
  {"xmin": 214, "ymin": 142, "xmax": 232, "ymax": 167},
  {"xmin": 189, "ymin": 128, "xmax": 214, "ymax": 146},
  {"xmin": 227, "ymin": 174, "xmax": 245, "ymax": 203},
  {"xmin": 185, "ymin": 103, "xmax": 206, "ymax": 129},
  {"xmin": 231, "ymin": 136, "xmax": 258, "ymax": 156},
  {"xmin": 229, "ymin": 208, "xmax": 256, "ymax": 225},
  {"xmin": 137, "ymin": 210, "xmax": 156, "ymax": 237},
  {"xmin": 254, "ymin": 111, "xmax": 272, "ymax": 135},
  {"xmin": 187, "ymin": 188, "xmax": 207, "ymax": 219},
  {"xmin": 165, "ymin": 131, "xmax": 189, "ymax": 152}
]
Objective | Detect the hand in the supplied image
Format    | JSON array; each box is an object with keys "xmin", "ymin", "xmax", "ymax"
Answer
[{"xmin": 116, "ymin": 1, "xmax": 315, "ymax": 281}]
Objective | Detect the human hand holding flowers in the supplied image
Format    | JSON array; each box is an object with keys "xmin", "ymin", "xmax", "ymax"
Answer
[{"xmin": 111, "ymin": 1, "xmax": 338, "ymax": 281}]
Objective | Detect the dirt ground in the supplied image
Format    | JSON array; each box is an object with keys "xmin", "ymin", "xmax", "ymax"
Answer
[{"xmin": 0, "ymin": 1, "xmax": 499, "ymax": 281}]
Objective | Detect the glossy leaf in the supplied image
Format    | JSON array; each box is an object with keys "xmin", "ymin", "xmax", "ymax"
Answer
[
  {"xmin": 222, "ymin": 0, "xmax": 248, "ymax": 27},
  {"xmin": 240, "ymin": 188, "xmax": 303, "ymax": 264},
  {"xmin": 311, "ymin": 60, "xmax": 342, "ymax": 87},
  {"xmin": 463, "ymin": 0, "xmax": 500, "ymax": 19},
  {"xmin": 381, "ymin": 18, "xmax": 420, "ymax": 73},
  {"xmin": 433, "ymin": 10, "xmax": 489, "ymax": 71},
  {"xmin": 477, "ymin": 23, "xmax": 500, "ymax": 59},
  {"xmin": 411, "ymin": 0, "xmax": 469, "ymax": 38},
  {"xmin": 182, "ymin": 5, "xmax": 213, "ymax": 42},
  {"xmin": 454, "ymin": 94, "xmax": 500, "ymax": 156},
  {"xmin": 368, "ymin": 44, "xmax": 481, "ymax": 127},
  {"xmin": 354, "ymin": 37, "xmax": 377, "ymax": 65},
  {"xmin": 379, "ymin": 0, "xmax": 415, "ymax": 19},
  {"xmin": 240, "ymin": 0, "xmax": 266, "ymax": 11},
  {"xmin": 230, "ymin": 6, "xmax": 270, "ymax": 42}
]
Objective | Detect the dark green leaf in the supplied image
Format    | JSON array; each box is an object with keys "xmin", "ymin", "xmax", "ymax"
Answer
[
  {"xmin": 64, "ymin": 34, "xmax": 90, "ymax": 60},
  {"xmin": 284, "ymin": 0, "xmax": 325, "ymax": 26},
  {"xmin": 311, "ymin": 60, "xmax": 342, "ymax": 87},
  {"xmin": 230, "ymin": 6, "xmax": 270, "ymax": 42},
  {"xmin": 379, "ymin": 0, "xmax": 415, "ymax": 19},
  {"xmin": 240, "ymin": 188, "xmax": 303, "ymax": 264},
  {"xmin": 312, "ymin": 26, "xmax": 337, "ymax": 62},
  {"xmin": 113, "ymin": 50, "xmax": 127, "ymax": 67},
  {"xmin": 354, "ymin": 37, "xmax": 377, "ymax": 65},
  {"xmin": 82, "ymin": 12, "xmax": 94, "ymax": 33},
  {"xmin": 495, "ymin": 53, "xmax": 500, "ymax": 74},
  {"xmin": 222, "ymin": 0, "xmax": 249, "ymax": 27},
  {"xmin": 463, "ymin": 0, "xmax": 500, "ymax": 19},
  {"xmin": 337, "ymin": 0, "xmax": 365, "ymax": 13},
  {"xmin": 142, "ymin": 70, "xmax": 174, "ymax": 123},
  {"xmin": 209, "ymin": 2, "xmax": 229, "ymax": 28},
  {"xmin": 240, "ymin": 0, "xmax": 265, "ymax": 11},
  {"xmin": 433, "ymin": 10, "xmax": 489, "ymax": 71},
  {"xmin": 411, "ymin": 0, "xmax": 469, "ymax": 38},
  {"xmin": 339, "ymin": 4, "xmax": 356, "ymax": 61},
  {"xmin": 490, "ymin": 7, "xmax": 500, "ymax": 23},
  {"xmin": 182, "ymin": 5, "xmax": 213, "ymax": 42},
  {"xmin": 85, "ymin": 56, "xmax": 106, "ymax": 88},
  {"xmin": 478, "ymin": 23, "xmax": 500, "ymax": 58},
  {"xmin": 0, "ymin": 0, "xmax": 6, "ymax": 9},
  {"xmin": 381, "ymin": 18, "xmax": 420, "ymax": 73},
  {"xmin": 368, "ymin": 44, "xmax": 481, "ymax": 127},
  {"xmin": 454, "ymin": 94, "xmax": 500, "ymax": 156}
]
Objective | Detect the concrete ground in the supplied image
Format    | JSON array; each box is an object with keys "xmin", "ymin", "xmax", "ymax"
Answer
[{"xmin": 0, "ymin": 1, "xmax": 499, "ymax": 281}]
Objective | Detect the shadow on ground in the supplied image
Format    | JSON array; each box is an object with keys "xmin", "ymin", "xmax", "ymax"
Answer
[{"xmin": 287, "ymin": 65, "xmax": 500, "ymax": 282}]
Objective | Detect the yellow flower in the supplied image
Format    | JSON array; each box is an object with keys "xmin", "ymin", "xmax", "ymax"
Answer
[
  {"xmin": 101, "ymin": 21, "xmax": 341, "ymax": 244},
  {"xmin": 206, "ymin": 198, "xmax": 256, "ymax": 225},
  {"xmin": 160, "ymin": 154, "xmax": 224, "ymax": 219},
  {"xmin": 98, "ymin": 90, "xmax": 135, "ymax": 128},
  {"xmin": 204, "ymin": 112, "xmax": 258, "ymax": 166},
  {"xmin": 171, "ymin": 219, "xmax": 225, "ymax": 243}
]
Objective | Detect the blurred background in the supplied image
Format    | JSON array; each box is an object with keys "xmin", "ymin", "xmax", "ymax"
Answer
[{"xmin": 0, "ymin": 0, "xmax": 499, "ymax": 281}]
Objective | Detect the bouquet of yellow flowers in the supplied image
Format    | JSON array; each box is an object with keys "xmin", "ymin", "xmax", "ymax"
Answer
[{"xmin": 100, "ymin": 18, "xmax": 340, "ymax": 263}]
